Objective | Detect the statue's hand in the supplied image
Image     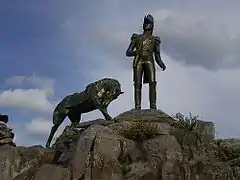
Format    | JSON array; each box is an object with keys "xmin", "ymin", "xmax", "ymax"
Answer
[
  {"xmin": 162, "ymin": 65, "xmax": 166, "ymax": 71},
  {"xmin": 159, "ymin": 59, "xmax": 166, "ymax": 71}
]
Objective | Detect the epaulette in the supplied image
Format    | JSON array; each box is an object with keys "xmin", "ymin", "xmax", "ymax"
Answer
[
  {"xmin": 131, "ymin": 33, "xmax": 139, "ymax": 40},
  {"xmin": 155, "ymin": 36, "xmax": 161, "ymax": 44}
]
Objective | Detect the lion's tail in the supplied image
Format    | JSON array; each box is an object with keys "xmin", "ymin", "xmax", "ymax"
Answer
[
  {"xmin": 52, "ymin": 96, "xmax": 70, "ymax": 125},
  {"xmin": 53, "ymin": 100, "xmax": 68, "ymax": 125}
]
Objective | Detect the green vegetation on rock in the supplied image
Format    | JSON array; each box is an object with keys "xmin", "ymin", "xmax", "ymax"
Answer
[
  {"xmin": 215, "ymin": 139, "xmax": 240, "ymax": 162},
  {"xmin": 170, "ymin": 113, "xmax": 202, "ymax": 151},
  {"xmin": 119, "ymin": 120, "xmax": 159, "ymax": 143}
]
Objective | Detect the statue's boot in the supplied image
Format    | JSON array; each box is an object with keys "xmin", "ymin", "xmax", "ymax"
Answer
[
  {"xmin": 149, "ymin": 82, "xmax": 157, "ymax": 109},
  {"xmin": 134, "ymin": 83, "xmax": 142, "ymax": 110}
]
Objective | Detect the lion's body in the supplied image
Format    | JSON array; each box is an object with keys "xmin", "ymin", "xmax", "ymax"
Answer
[
  {"xmin": 46, "ymin": 78, "xmax": 123, "ymax": 147},
  {"xmin": 52, "ymin": 91, "xmax": 91, "ymax": 125}
]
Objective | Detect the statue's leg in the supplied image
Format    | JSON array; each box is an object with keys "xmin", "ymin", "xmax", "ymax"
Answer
[
  {"xmin": 46, "ymin": 112, "xmax": 66, "ymax": 148},
  {"xmin": 149, "ymin": 81, "xmax": 157, "ymax": 109},
  {"xmin": 134, "ymin": 63, "xmax": 143, "ymax": 110},
  {"xmin": 134, "ymin": 83, "xmax": 142, "ymax": 110},
  {"xmin": 145, "ymin": 62, "xmax": 157, "ymax": 109}
]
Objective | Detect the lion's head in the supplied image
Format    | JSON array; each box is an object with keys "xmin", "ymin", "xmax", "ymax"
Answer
[{"xmin": 86, "ymin": 78, "xmax": 124, "ymax": 107}]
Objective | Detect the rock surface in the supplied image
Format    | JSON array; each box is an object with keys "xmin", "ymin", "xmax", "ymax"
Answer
[
  {"xmin": 33, "ymin": 164, "xmax": 71, "ymax": 180},
  {"xmin": 0, "ymin": 109, "xmax": 240, "ymax": 180},
  {"xmin": 0, "ymin": 145, "xmax": 55, "ymax": 180},
  {"xmin": 0, "ymin": 122, "xmax": 15, "ymax": 146}
]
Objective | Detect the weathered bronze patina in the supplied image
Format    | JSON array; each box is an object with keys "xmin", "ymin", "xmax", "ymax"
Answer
[
  {"xmin": 46, "ymin": 78, "xmax": 123, "ymax": 147},
  {"xmin": 126, "ymin": 14, "xmax": 166, "ymax": 109}
]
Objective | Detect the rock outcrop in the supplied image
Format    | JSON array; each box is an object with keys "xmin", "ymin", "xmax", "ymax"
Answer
[
  {"xmin": 0, "ymin": 109, "xmax": 240, "ymax": 180},
  {"xmin": 0, "ymin": 115, "xmax": 15, "ymax": 146}
]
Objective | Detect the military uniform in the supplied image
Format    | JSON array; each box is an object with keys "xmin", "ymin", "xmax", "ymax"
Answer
[
  {"xmin": 126, "ymin": 14, "xmax": 166, "ymax": 109},
  {"xmin": 129, "ymin": 33, "xmax": 161, "ymax": 83}
]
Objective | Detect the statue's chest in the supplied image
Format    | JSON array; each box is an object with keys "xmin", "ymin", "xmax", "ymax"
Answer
[{"xmin": 137, "ymin": 36, "xmax": 155, "ymax": 55}]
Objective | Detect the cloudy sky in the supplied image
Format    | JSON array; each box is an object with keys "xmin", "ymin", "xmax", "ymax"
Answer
[{"xmin": 1, "ymin": 1, "xmax": 240, "ymax": 146}]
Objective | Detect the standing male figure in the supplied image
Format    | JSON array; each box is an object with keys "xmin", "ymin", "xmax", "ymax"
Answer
[{"xmin": 126, "ymin": 14, "xmax": 166, "ymax": 109}]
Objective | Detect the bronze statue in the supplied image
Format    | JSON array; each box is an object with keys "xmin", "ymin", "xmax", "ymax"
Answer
[
  {"xmin": 46, "ymin": 78, "xmax": 124, "ymax": 147},
  {"xmin": 126, "ymin": 14, "xmax": 166, "ymax": 109}
]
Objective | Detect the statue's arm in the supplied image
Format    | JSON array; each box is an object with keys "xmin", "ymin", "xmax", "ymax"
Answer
[
  {"xmin": 126, "ymin": 33, "xmax": 138, "ymax": 57},
  {"xmin": 154, "ymin": 36, "xmax": 166, "ymax": 70}
]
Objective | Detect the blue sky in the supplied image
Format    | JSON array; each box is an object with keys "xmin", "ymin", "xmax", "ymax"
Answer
[{"xmin": 1, "ymin": 1, "xmax": 240, "ymax": 146}]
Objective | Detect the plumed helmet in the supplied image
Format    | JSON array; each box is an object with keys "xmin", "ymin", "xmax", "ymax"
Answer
[
  {"xmin": 144, "ymin": 14, "xmax": 154, "ymax": 24},
  {"xmin": 143, "ymin": 14, "xmax": 154, "ymax": 31}
]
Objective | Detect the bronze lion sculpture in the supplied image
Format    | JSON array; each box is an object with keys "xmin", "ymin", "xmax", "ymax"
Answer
[{"xmin": 46, "ymin": 78, "xmax": 123, "ymax": 147}]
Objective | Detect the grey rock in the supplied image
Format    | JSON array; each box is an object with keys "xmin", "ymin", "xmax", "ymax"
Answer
[
  {"xmin": 71, "ymin": 124, "xmax": 105, "ymax": 180},
  {"xmin": 194, "ymin": 120, "xmax": 215, "ymax": 142},
  {"xmin": 33, "ymin": 164, "xmax": 70, "ymax": 180},
  {"xmin": 0, "ymin": 108, "xmax": 239, "ymax": 179},
  {"xmin": 0, "ymin": 123, "xmax": 15, "ymax": 146},
  {"xmin": 114, "ymin": 109, "xmax": 175, "ymax": 123},
  {"xmin": 124, "ymin": 162, "xmax": 159, "ymax": 180},
  {"xmin": 142, "ymin": 135, "xmax": 183, "ymax": 170},
  {"xmin": 0, "ymin": 145, "xmax": 55, "ymax": 179}
]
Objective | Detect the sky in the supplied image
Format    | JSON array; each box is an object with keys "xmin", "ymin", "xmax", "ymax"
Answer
[{"xmin": 1, "ymin": 1, "xmax": 240, "ymax": 146}]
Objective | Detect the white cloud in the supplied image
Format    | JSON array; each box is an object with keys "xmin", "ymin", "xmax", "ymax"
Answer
[
  {"xmin": 26, "ymin": 118, "xmax": 52, "ymax": 136},
  {"xmin": 0, "ymin": 75, "xmax": 55, "ymax": 113},
  {"xmin": 0, "ymin": 88, "xmax": 54, "ymax": 113},
  {"xmin": 151, "ymin": 9, "xmax": 240, "ymax": 69},
  {"xmin": 5, "ymin": 76, "xmax": 26, "ymax": 86},
  {"xmin": 5, "ymin": 74, "xmax": 55, "ymax": 96},
  {"xmin": 73, "ymin": 7, "xmax": 240, "ymax": 70},
  {"xmin": 25, "ymin": 117, "xmax": 69, "ymax": 143}
]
